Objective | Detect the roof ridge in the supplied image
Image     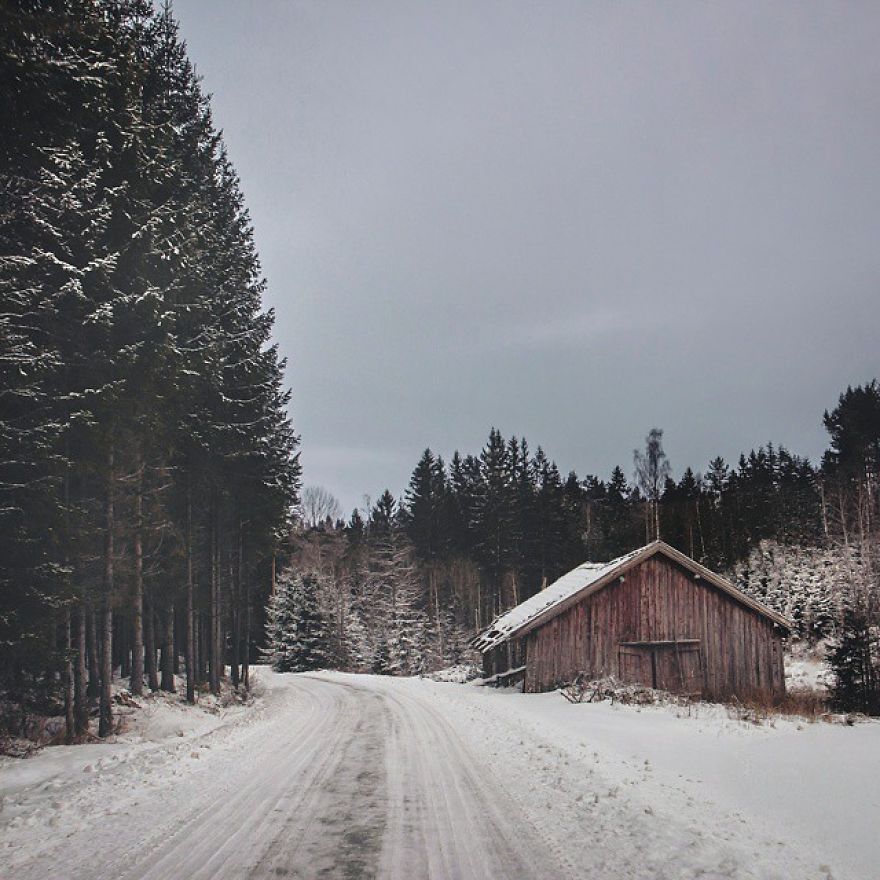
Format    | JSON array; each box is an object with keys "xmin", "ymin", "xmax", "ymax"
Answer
[{"xmin": 472, "ymin": 541, "xmax": 790, "ymax": 653}]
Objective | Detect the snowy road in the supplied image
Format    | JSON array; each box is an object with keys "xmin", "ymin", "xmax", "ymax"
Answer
[
  {"xmin": 2, "ymin": 670, "xmax": 876, "ymax": 879},
  {"xmin": 1, "ymin": 673, "xmax": 562, "ymax": 880},
  {"xmin": 239, "ymin": 675, "xmax": 558, "ymax": 880}
]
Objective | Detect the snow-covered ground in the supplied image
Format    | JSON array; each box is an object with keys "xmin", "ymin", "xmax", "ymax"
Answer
[
  {"xmin": 430, "ymin": 678, "xmax": 879, "ymax": 880},
  {"xmin": 1, "ymin": 669, "xmax": 877, "ymax": 879}
]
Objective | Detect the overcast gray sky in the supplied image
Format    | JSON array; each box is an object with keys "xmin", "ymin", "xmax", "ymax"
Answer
[{"xmin": 174, "ymin": 0, "xmax": 880, "ymax": 515}]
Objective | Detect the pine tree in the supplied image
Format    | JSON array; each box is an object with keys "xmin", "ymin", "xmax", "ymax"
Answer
[
  {"xmin": 386, "ymin": 583, "xmax": 429, "ymax": 676},
  {"xmin": 371, "ymin": 640, "xmax": 391, "ymax": 675},
  {"xmin": 403, "ymin": 448, "xmax": 449, "ymax": 562},
  {"xmin": 263, "ymin": 571, "xmax": 332, "ymax": 673},
  {"xmin": 1, "ymin": 1, "xmax": 300, "ymax": 735},
  {"xmin": 532, "ymin": 447, "xmax": 564, "ymax": 583},
  {"xmin": 263, "ymin": 574, "xmax": 296, "ymax": 672},
  {"xmin": 344, "ymin": 610, "xmax": 371, "ymax": 673},
  {"xmin": 448, "ymin": 451, "xmax": 480, "ymax": 557}
]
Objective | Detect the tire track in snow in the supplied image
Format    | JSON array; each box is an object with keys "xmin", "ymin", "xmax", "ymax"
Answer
[
  {"xmin": 111, "ymin": 675, "xmax": 351, "ymax": 880},
  {"xmin": 372, "ymin": 679, "xmax": 572, "ymax": 880},
  {"xmin": 4, "ymin": 672, "xmax": 586, "ymax": 879},
  {"xmin": 124, "ymin": 676, "xmax": 391, "ymax": 880},
  {"xmin": 6, "ymin": 674, "xmax": 380, "ymax": 880},
  {"xmin": 247, "ymin": 680, "xmax": 390, "ymax": 880}
]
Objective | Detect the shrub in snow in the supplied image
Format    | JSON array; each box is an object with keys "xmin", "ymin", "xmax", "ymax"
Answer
[
  {"xmin": 427, "ymin": 665, "xmax": 482, "ymax": 683},
  {"xmin": 263, "ymin": 571, "xmax": 333, "ymax": 672},
  {"xmin": 560, "ymin": 675, "xmax": 671, "ymax": 706}
]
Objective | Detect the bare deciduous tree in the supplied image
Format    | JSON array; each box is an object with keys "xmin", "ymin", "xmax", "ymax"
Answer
[
  {"xmin": 634, "ymin": 428, "xmax": 671, "ymax": 542},
  {"xmin": 301, "ymin": 485, "xmax": 342, "ymax": 529}
]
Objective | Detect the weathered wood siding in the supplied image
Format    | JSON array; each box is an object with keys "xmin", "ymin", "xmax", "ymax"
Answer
[{"xmin": 522, "ymin": 555, "xmax": 785, "ymax": 699}]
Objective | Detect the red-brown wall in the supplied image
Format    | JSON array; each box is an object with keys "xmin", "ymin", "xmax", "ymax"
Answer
[{"xmin": 521, "ymin": 554, "xmax": 785, "ymax": 699}]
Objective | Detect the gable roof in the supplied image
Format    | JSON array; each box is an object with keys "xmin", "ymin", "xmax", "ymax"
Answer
[{"xmin": 472, "ymin": 540, "xmax": 791, "ymax": 653}]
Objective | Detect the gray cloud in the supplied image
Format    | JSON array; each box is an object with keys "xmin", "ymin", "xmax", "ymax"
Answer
[{"xmin": 174, "ymin": 0, "xmax": 880, "ymax": 513}]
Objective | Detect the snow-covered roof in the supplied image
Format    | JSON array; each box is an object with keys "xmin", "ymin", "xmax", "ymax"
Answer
[{"xmin": 472, "ymin": 541, "xmax": 791, "ymax": 653}]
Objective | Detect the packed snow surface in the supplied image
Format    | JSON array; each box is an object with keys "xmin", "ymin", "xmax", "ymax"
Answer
[{"xmin": 1, "ymin": 669, "xmax": 877, "ymax": 879}]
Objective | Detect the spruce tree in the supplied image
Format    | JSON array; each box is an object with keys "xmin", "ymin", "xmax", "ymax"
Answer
[
  {"xmin": 827, "ymin": 595, "xmax": 879, "ymax": 714},
  {"xmin": 263, "ymin": 571, "xmax": 332, "ymax": 673},
  {"xmin": 1, "ymin": 0, "xmax": 300, "ymax": 734}
]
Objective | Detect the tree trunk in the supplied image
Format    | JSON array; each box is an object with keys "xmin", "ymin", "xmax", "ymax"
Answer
[
  {"xmin": 98, "ymin": 600, "xmax": 113, "ymax": 737},
  {"xmin": 230, "ymin": 602, "xmax": 240, "ymax": 688},
  {"xmin": 64, "ymin": 608, "xmax": 75, "ymax": 743},
  {"xmin": 74, "ymin": 604, "xmax": 88, "ymax": 735},
  {"xmin": 185, "ymin": 485, "xmax": 195, "ymax": 704},
  {"xmin": 202, "ymin": 615, "xmax": 210, "ymax": 683},
  {"xmin": 230, "ymin": 524, "xmax": 242, "ymax": 688},
  {"xmin": 98, "ymin": 446, "xmax": 114, "ymax": 739},
  {"xmin": 87, "ymin": 601, "xmax": 99, "ymax": 699},
  {"xmin": 695, "ymin": 497, "xmax": 707, "ymax": 560},
  {"xmin": 145, "ymin": 590, "xmax": 159, "ymax": 692},
  {"xmin": 242, "ymin": 589, "xmax": 251, "ymax": 691},
  {"xmin": 820, "ymin": 480, "xmax": 830, "ymax": 538},
  {"xmin": 62, "ymin": 453, "xmax": 77, "ymax": 741},
  {"xmin": 216, "ymin": 541, "xmax": 223, "ymax": 689},
  {"xmin": 193, "ymin": 610, "xmax": 201, "ymax": 685},
  {"xmin": 210, "ymin": 506, "xmax": 221, "ymax": 694},
  {"xmin": 433, "ymin": 568, "xmax": 444, "ymax": 660},
  {"xmin": 130, "ymin": 460, "xmax": 144, "ymax": 696},
  {"xmin": 118, "ymin": 615, "xmax": 130, "ymax": 678},
  {"xmin": 161, "ymin": 602, "xmax": 176, "ymax": 692}
]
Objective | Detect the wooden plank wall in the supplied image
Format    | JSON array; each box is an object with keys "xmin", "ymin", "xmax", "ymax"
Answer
[{"xmin": 523, "ymin": 555, "xmax": 785, "ymax": 698}]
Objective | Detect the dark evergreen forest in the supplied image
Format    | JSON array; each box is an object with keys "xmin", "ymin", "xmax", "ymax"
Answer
[
  {"xmin": 1, "ymin": 2, "xmax": 300, "ymax": 740},
  {"xmin": 2, "ymin": 2, "xmax": 878, "ymax": 743}
]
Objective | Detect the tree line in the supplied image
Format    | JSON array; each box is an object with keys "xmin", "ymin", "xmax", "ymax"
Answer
[
  {"xmin": 285, "ymin": 382, "xmax": 879, "ymax": 712},
  {"xmin": 3, "ymin": 3, "xmax": 878, "ymax": 733},
  {"xmin": 1, "ymin": 2, "xmax": 300, "ymax": 741}
]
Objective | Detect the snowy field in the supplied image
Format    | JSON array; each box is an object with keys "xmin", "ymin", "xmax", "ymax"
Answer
[{"xmin": 1, "ymin": 669, "xmax": 877, "ymax": 879}]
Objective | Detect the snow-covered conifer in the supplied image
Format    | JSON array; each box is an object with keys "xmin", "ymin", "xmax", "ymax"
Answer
[{"xmin": 263, "ymin": 571, "xmax": 332, "ymax": 672}]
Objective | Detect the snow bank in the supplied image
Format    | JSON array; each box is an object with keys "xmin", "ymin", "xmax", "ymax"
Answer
[
  {"xmin": 0, "ymin": 672, "xmax": 275, "ymax": 875},
  {"xmin": 0, "ymin": 676, "xmax": 253, "ymax": 797},
  {"xmin": 425, "ymin": 664, "xmax": 481, "ymax": 683}
]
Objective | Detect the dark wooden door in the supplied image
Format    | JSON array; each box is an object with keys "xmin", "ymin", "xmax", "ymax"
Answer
[
  {"xmin": 618, "ymin": 642, "xmax": 703, "ymax": 696},
  {"xmin": 654, "ymin": 643, "xmax": 702, "ymax": 697},
  {"xmin": 618, "ymin": 645, "xmax": 654, "ymax": 688}
]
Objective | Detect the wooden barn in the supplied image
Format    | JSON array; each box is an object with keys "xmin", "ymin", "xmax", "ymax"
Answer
[{"xmin": 473, "ymin": 541, "xmax": 790, "ymax": 699}]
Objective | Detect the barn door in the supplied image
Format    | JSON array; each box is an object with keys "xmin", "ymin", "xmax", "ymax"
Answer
[
  {"xmin": 618, "ymin": 642, "xmax": 703, "ymax": 697},
  {"xmin": 654, "ymin": 643, "xmax": 703, "ymax": 697},
  {"xmin": 618, "ymin": 645, "xmax": 654, "ymax": 689}
]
